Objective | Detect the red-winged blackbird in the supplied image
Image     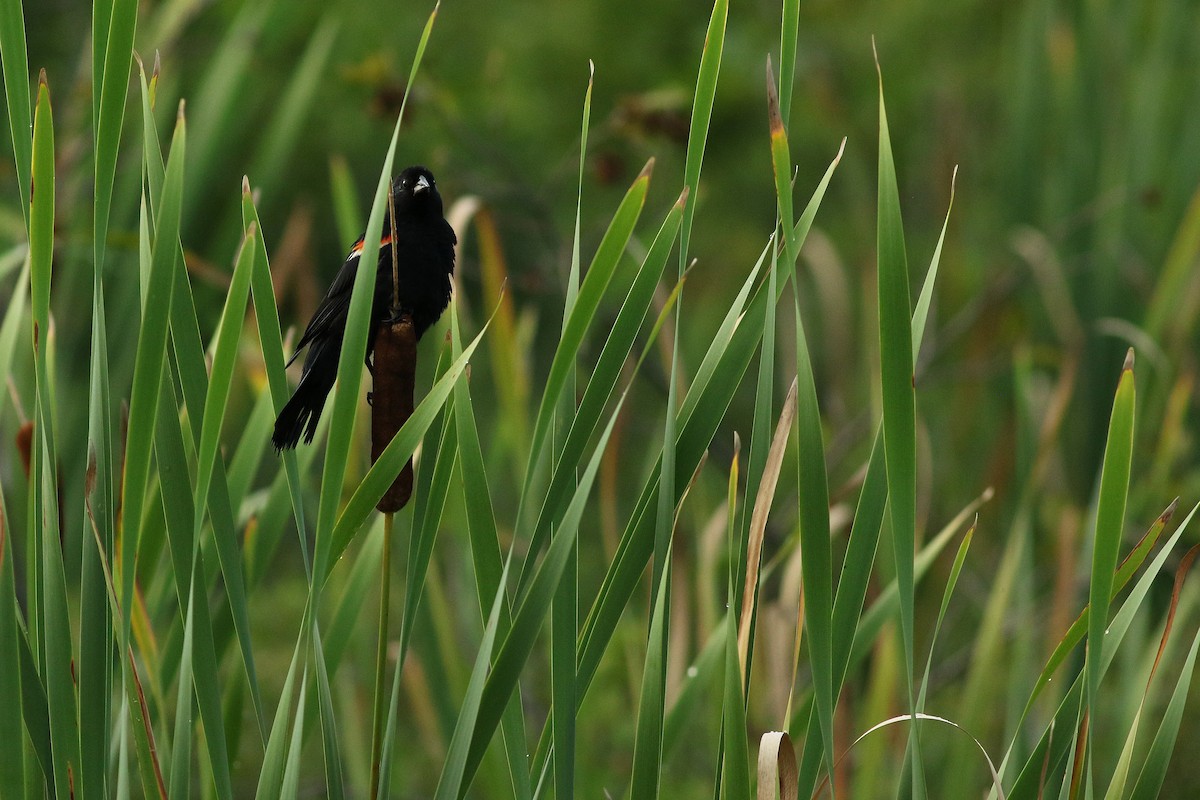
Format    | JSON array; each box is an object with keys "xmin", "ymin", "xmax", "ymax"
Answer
[{"xmin": 272, "ymin": 165, "xmax": 457, "ymax": 450}]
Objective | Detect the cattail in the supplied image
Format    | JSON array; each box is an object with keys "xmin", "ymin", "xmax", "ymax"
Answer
[{"xmin": 370, "ymin": 314, "xmax": 418, "ymax": 512}]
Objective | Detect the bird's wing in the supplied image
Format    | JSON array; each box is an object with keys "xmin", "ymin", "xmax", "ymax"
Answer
[{"xmin": 288, "ymin": 233, "xmax": 390, "ymax": 364}]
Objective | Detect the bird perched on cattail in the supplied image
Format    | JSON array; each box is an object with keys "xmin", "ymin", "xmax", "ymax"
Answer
[{"xmin": 272, "ymin": 165, "xmax": 456, "ymax": 450}]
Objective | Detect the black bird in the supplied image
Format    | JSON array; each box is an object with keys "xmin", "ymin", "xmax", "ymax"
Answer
[{"xmin": 272, "ymin": 165, "xmax": 456, "ymax": 450}]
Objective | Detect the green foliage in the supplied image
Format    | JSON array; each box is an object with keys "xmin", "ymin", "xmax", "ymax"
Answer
[{"xmin": 2, "ymin": 0, "xmax": 1200, "ymax": 798}]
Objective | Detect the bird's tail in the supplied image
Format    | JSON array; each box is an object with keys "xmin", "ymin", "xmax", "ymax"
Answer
[{"xmin": 272, "ymin": 342, "xmax": 337, "ymax": 450}]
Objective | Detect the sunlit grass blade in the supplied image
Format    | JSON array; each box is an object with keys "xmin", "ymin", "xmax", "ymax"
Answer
[
  {"xmin": 28, "ymin": 72, "xmax": 53, "ymax": 356},
  {"xmin": 565, "ymin": 61, "xmax": 592, "ymax": 315},
  {"xmin": 872, "ymin": 48, "xmax": 920, "ymax": 797},
  {"xmin": 1085, "ymin": 351, "xmax": 1135, "ymax": 714},
  {"xmin": 0, "ymin": 0, "xmax": 31, "ymax": 228},
  {"xmin": 911, "ymin": 166, "xmax": 957, "ymax": 362}
]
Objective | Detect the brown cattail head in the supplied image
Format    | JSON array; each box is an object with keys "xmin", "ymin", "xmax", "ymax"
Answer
[{"xmin": 371, "ymin": 314, "xmax": 418, "ymax": 512}]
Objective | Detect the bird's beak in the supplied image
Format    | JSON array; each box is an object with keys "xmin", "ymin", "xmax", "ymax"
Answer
[{"xmin": 414, "ymin": 174, "xmax": 431, "ymax": 194}]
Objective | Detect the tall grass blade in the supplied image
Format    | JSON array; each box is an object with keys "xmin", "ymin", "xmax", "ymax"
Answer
[
  {"xmin": 434, "ymin": 557, "xmax": 512, "ymax": 800},
  {"xmin": 279, "ymin": 673, "xmax": 309, "ymax": 799},
  {"xmin": 768, "ymin": 57, "xmax": 836, "ymax": 786},
  {"xmin": 0, "ymin": 0, "xmax": 31, "ymax": 228},
  {"xmin": 459, "ymin": 393, "xmax": 627, "ymax": 796},
  {"xmin": 1003, "ymin": 503, "xmax": 1198, "ymax": 800},
  {"xmin": 451, "ymin": 311, "xmax": 532, "ymax": 800},
  {"xmin": 1128, "ymin": 628, "xmax": 1200, "ymax": 800},
  {"xmin": 0, "ymin": 502, "xmax": 25, "ymax": 793},
  {"xmin": 573, "ymin": 154, "xmax": 835, "ymax": 719},
  {"xmin": 516, "ymin": 161, "xmax": 651, "ymax": 583},
  {"xmin": 92, "ymin": 0, "xmax": 137, "ymax": 274},
  {"xmin": 1085, "ymin": 351, "xmax": 1135, "ymax": 770},
  {"xmin": 30, "ymin": 71, "xmax": 80, "ymax": 800},
  {"xmin": 629, "ymin": 555, "xmax": 672, "ymax": 800},
  {"xmin": 121, "ymin": 102, "xmax": 186, "ymax": 643},
  {"xmin": 680, "ymin": 0, "xmax": 728, "ymax": 265},
  {"xmin": 525, "ymin": 192, "xmax": 685, "ymax": 595},
  {"xmin": 872, "ymin": 47, "xmax": 921, "ymax": 795}
]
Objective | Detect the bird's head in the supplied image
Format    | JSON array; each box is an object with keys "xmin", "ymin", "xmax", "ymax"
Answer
[{"xmin": 392, "ymin": 165, "xmax": 442, "ymax": 217}]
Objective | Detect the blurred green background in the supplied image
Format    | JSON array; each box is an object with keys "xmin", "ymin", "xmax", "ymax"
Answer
[{"xmin": 5, "ymin": 0, "xmax": 1200, "ymax": 795}]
